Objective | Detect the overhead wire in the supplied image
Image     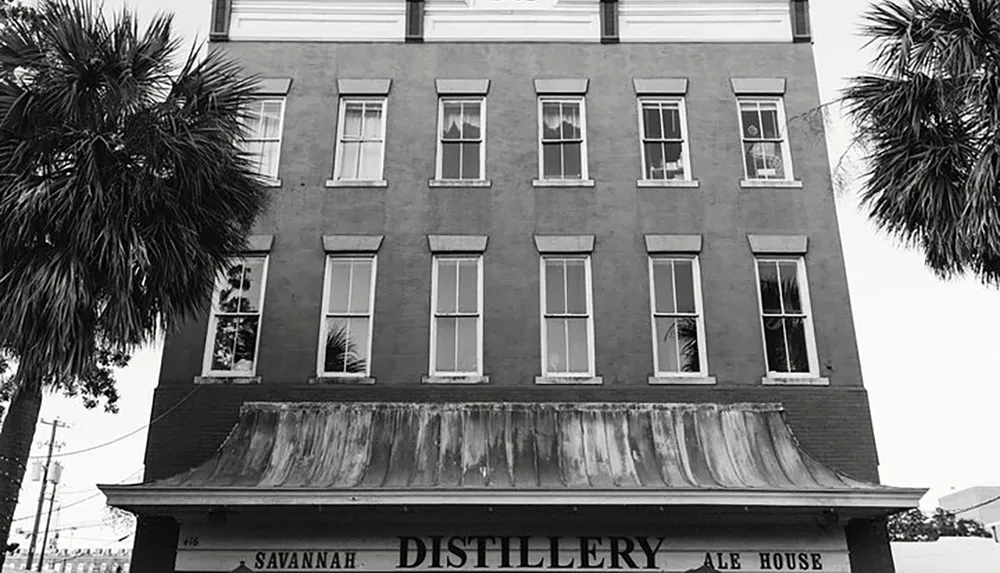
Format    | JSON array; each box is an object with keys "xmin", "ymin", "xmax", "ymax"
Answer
[
  {"xmin": 945, "ymin": 494, "xmax": 1000, "ymax": 515},
  {"xmin": 11, "ymin": 467, "xmax": 143, "ymax": 524},
  {"xmin": 29, "ymin": 385, "xmax": 199, "ymax": 460}
]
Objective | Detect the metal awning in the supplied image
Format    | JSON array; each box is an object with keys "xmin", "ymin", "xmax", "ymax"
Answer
[{"xmin": 100, "ymin": 402, "xmax": 924, "ymax": 511}]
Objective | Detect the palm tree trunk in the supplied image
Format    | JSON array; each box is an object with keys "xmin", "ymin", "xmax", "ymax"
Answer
[{"xmin": 0, "ymin": 377, "xmax": 43, "ymax": 569}]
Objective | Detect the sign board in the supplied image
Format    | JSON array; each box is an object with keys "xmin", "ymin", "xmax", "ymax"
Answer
[{"xmin": 176, "ymin": 530, "xmax": 850, "ymax": 572}]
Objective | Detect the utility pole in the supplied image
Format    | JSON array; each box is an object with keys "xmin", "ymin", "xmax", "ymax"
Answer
[
  {"xmin": 25, "ymin": 419, "xmax": 67, "ymax": 570},
  {"xmin": 37, "ymin": 461, "xmax": 61, "ymax": 572}
]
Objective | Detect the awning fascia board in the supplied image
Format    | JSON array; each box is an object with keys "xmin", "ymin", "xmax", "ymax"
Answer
[{"xmin": 100, "ymin": 486, "xmax": 927, "ymax": 511}]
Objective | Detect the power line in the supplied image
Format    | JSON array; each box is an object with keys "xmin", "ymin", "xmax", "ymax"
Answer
[
  {"xmin": 946, "ymin": 494, "xmax": 1000, "ymax": 516},
  {"xmin": 11, "ymin": 467, "xmax": 143, "ymax": 524},
  {"xmin": 29, "ymin": 386, "xmax": 199, "ymax": 460}
]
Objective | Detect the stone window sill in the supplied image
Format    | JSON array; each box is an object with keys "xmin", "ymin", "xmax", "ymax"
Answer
[
  {"xmin": 535, "ymin": 376, "xmax": 603, "ymax": 385},
  {"xmin": 260, "ymin": 178, "xmax": 282, "ymax": 188},
  {"xmin": 648, "ymin": 375, "xmax": 717, "ymax": 385},
  {"xmin": 740, "ymin": 179, "xmax": 803, "ymax": 189},
  {"xmin": 422, "ymin": 375, "xmax": 490, "ymax": 384},
  {"xmin": 761, "ymin": 376, "xmax": 830, "ymax": 386},
  {"xmin": 194, "ymin": 375, "xmax": 260, "ymax": 385},
  {"xmin": 428, "ymin": 179, "xmax": 492, "ymax": 188},
  {"xmin": 637, "ymin": 179, "xmax": 700, "ymax": 188},
  {"xmin": 532, "ymin": 179, "xmax": 596, "ymax": 188},
  {"xmin": 309, "ymin": 376, "xmax": 376, "ymax": 385},
  {"xmin": 324, "ymin": 179, "xmax": 388, "ymax": 188}
]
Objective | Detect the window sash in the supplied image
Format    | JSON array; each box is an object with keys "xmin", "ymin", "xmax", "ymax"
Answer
[
  {"xmin": 737, "ymin": 98, "xmax": 792, "ymax": 180},
  {"xmin": 639, "ymin": 98, "xmax": 691, "ymax": 181},
  {"xmin": 203, "ymin": 256, "xmax": 269, "ymax": 376},
  {"xmin": 540, "ymin": 256, "xmax": 594, "ymax": 377},
  {"xmin": 318, "ymin": 256, "xmax": 377, "ymax": 377},
  {"xmin": 335, "ymin": 98, "xmax": 387, "ymax": 181},
  {"xmin": 537, "ymin": 97, "xmax": 588, "ymax": 180},
  {"xmin": 648, "ymin": 256, "xmax": 706, "ymax": 376},
  {"xmin": 430, "ymin": 256, "xmax": 483, "ymax": 376},
  {"xmin": 241, "ymin": 98, "xmax": 285, "ymax": 180},
  {"xmin": 436, "ymin": 98, "xmax": 486, "ymax": 181},
  {"xmin": 754, "ymin": 257, "xmax": 817, "ymax": 375}
]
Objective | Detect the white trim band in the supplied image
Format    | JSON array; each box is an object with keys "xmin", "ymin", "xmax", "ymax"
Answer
[{"xmin": 101, "ymin": 486, "xmax": 928, "ymax": 510}]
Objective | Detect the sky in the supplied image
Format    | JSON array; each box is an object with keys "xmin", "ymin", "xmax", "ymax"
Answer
[{"xmin": 8, "ymin": 0, "xmax": 1000, "ymax": 554}]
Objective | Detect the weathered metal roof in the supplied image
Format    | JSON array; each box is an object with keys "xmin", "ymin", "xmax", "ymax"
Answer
[{"xmin": 101, "ymin": 402, "xmax": 925, "ymax": 510}]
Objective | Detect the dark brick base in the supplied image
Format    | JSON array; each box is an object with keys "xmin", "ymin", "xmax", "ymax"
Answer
[{"xmin": 847, "ymin": 518, "xmax": 895, "ymax": 573}]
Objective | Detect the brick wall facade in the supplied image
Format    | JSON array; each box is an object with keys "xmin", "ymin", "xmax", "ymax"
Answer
[{"xmin": 134, "ymin": 40, "xmax": 892, "ymax": 572}]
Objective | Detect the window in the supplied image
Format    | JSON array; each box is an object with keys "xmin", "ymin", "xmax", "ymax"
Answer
[
  {"xmin": 318, "ymin": 256, "xmax": 377, "ymax": 376},
  {"xmin": 430, "ymin": 256, "xmax": 483, "ymax": 375},
  {"xmin": 538, "ymin": 97, "xmax": 587, "ymax": 180},
  {"xmin": 738, "ymin": 98, "xmax": 792, "ymax": 180},
  {"xmin": 755, "ymin": 257, "xmax": 818, "ymax": 375},
  {"xmin": 241, "ymin": 98, "xmax": 285, "ymax": 180},
  {"xmin": 639, "ymin": 99, "xmax": 691, "ymax": 181},
  {"xmin": 649, "ymin": 256, "xmax": 706, "ymax": 375},
  {"xmin": 203, "ymin": 257, "xmax": 268, "ymax": 375},
  {"xmin": 334, "ymin": 98, "xmax": 387, "ymax": 181},
  {"xmin": 540, "ymin": 256, "xmax": 594, "ymax": 376},
  {"xmin": 437, "ymin": 98, "xmax": 485, "ymax": 180}
]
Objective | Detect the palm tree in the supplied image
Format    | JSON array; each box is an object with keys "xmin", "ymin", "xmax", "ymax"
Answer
[
  {"xmin": 0, "ymin": 0, "xmax": 268, "ymax": 561},
  {"xmin": 843, "ymin": 0, "xmax": 1000, "ymax": 285}
]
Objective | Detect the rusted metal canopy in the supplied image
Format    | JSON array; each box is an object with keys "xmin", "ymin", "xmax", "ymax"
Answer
[{"xmin": 101, "ymin": 402, "xmax": 925, "ymax": 510}]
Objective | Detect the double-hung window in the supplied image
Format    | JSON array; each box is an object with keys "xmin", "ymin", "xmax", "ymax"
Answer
[
  {"xmin": 639, "ymin": 99, "xmax": 691, "ymax": 181},
  {"xmin": 649, "ymin": 256, "xmax": 707, "ymax": 375},
  {"xmin": 540, "ymin": 256, "xmax": 594, "ymax": 377},
  {"xmin": 241, "ymin": 99, "xmax": 285, "ymax": 181},
  {"xmin": 318, "ymin": 256, "xmax": 377, "ymax": 377},
  {"xmin": 738, "ymin": 98, "xmax": 793, "ymax": 180},
  {"xmin": 203, "ymin": 257, "xmax": 269, "ymax": 375},
  {"xmin": 430, "ymin": 256, "xmax": 483, "ymax": 376},
  {"xmin": 755, "ymin": 257, "xmax": 818, "ymax": 375},
  {"xmin": 334, "ymin": 98, "xmax": 387, "ymax": 181},
  {"xmin": 538, "ymin": 97, "xmax": 588, "ymax": 180},
  {"xmin": 437, "ymin": 98, "xmax": 485, "ymax": 181}
]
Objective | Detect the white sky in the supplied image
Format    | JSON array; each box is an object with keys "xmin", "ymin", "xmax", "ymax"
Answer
[{"xmin": 10, "ymin": 0, "xmax": 1000, "ymax": 552}]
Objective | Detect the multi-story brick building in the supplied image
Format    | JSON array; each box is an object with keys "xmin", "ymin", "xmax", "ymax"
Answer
[{"xmin": 101, "ymin": 1, "xmax": 925, "ymax": 572}]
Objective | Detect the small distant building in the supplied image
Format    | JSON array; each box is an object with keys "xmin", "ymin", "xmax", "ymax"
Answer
[
  {"xmin": 2, "ymin": 547, "xmax": 131, "ymax": 572},
  {"xmin": 939, "ymin": 486, "xmax": 1000, "ymax": 542}
]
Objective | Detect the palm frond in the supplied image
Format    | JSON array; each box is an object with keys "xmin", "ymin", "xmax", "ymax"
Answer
[
  {"xmin": 0, "ymin": 0, "xmax": 268, "ymax": 384},
  {"xmin": 844, "ymin": 0, "xmax": 1000, "ymax": 285}
]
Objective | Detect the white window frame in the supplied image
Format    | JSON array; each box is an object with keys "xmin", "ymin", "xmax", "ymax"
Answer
[
  {"xmin": 753, "ymin": 256, "xmax": 819, "ymax": 377},
  {"xmin": 637, "ymin": 97, "xmax": 693, "ymax": 181},
  {"xmin": 316, "ymin": 255, "xmax": 378, "ymax": 378},
  {"xmin": 539, "ymin": 255, "xmax": 595, "ymax": 377},
  {"xmin": 333, "ymin": 97, "xmax": 388, "ymax": 182},
  {"xmin": 428, "ymin": 255, "xmax": 484, "ymax": 376},
  {"xmin": 537, "ymin": 96, "xmax": 589, "ymax": 181},
  {"xmin": 435, "ymin": 97, "xmax": 487, "ymax": 181},
  {"xmin": 243, "ymin": 97, "xmax": 285, "ymax": 181},
  {"xmin": 648, "ymin": 255, "xmax": 708, "ymax": 377},
  {"xmin": 736, "ymin": 97, "xmax": 794, "ymax": 181},
  {"xmin": 201, "ymin": 256, "xmax": 270, "ymax": 377}
]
